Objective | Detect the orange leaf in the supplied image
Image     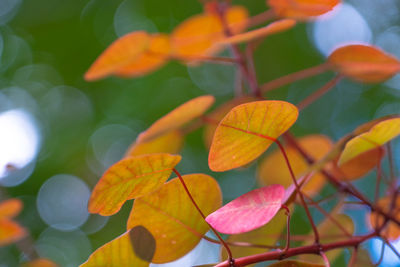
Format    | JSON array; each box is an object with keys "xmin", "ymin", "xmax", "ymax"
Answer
[
  {"xmin": 219, "ymin": 19, "xmax": 296, "ymax": 45},
  {"xmin": 127, "ymin": 174, "xmax": 222, "ymax": 263},
  {"xmin": 137, "ymin": 95, "xmax": 215, "ymax": 143},
  {"xmin": 171, "ymin": 6, "xmax": 248, "ymax": 60},
  {"xmin": 0, "ymin": 219, "xmax": 27, "ymax": 247},
  {"xmin": 369, "ymin": 196, "xmax": 400, "ymax": 241},
  {"xmin": 331, "ymin": 147, "xmax": 384, "ymax": 181},
  {"xmin": 338, "ymin": 118, "xmax": 400, "ymax": 165},
  {"xmin": 203, "ymin": 96, "xmax": 257, "ymax": 148},
  {"xmin": 80, "ymin": 227, "xmax": 153, "ymax": 267},
  {"xmin": 208, "ymin": 100, "xmax": 298, "ymax": 172},
  {"xmin": 21, "ymin": 259, "xmax": 59, "ymax": 267},
  {"xmin": 267, "ymin": 0, "xmax": 340, "ymax": 20},
  {"xmin": 88, "ymin": 153, "xmax": 181, "ymax": 216},
  {"xmin": 0, "ymin": 198, "xmax": 23, "ymax": 219},
  {"xmin": 125, "ymin": 130, "xmax": 184, "ymax": 157},
  {"xmin": 84, "ymin": 31, "xmax": 150, "ymax": 81},
  {"xmin": 328, "ymin": 44, "xmax": 400, "ymax": 83},
  {"xmin": 258, "ymin": 135, "xmax": 332, "ymax": 196},
  {"xmin": 114, "ymin": 34, "xmax": 171, "ymax": 78}
]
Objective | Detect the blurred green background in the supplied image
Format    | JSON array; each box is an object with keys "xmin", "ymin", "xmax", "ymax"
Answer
[{"xmin": 0, "ymin": 0, "xmax": 399, "ymax": 266}]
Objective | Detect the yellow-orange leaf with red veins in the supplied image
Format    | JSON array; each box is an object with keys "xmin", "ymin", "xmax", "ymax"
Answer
[
  {"xmin": 170, "ymin": 6, "xmax": 248, "ymax": 60},
  {"xmin": 328, "ymin": 44, "xmax": 400, "ymax": 83},
  {"xmin": 258, "ymin": 135, "xmax": 332, "ymax": 197},
  {"xmin": 84, "ymin": 31, "xmax": 150, "ymax": 81},
  {"xmin": 267, "ymin": 0, "xmax": 340, "ymax": 20},
  {"xmin": 219, "ymin": 19, "xmax": 296, "ymax": 45},
  {"xmin": 137, "ymin": 95, "xmax": 215, "ymax": 143},
  {"xmin": 125, "ymin": 130, "xmax": 184, "ymax": 157},
  {"xmin": 369, "ymin": 196, "xmax": 400, "ymax": 241},
  {"xmin": 127, "ymin": 174, "xmax": 222, "ymax": 263},
  {"xmin": 114, "ymin": 34, "xmax": 170, "ymax": 78},
  {"xmin": 209, "ymin": 100, "xmax": 298, "ymax": 172},
  {"xmin": 338, "ymin": 118, "xmax": 400, "ymax": 165},
  {"xmin": 88, "ymin": 153, "xmax": 181, "ymax": 216},
  {"xmin": 80, "ymin": 227, "xmax": 154, "ymax": 267}
]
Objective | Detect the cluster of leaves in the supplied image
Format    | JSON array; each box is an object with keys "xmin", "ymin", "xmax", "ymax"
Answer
[{"xmin": 63, "ymin": 0, "xmax": 400, "ymax": 266}]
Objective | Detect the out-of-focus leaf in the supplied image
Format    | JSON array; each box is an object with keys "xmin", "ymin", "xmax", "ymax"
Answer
[
  {"xmin": 328, "ymin": 44, "xmax": 400, "ymax": 83},
  {"xmin": 206, "ymin": 185, "xmax": 285, "ymax": 234},
  {"xmin": 203, "ymin": 96, "xmax": 257, "ymax": 148},
  {"xmin": 338, "ymin": 118, "xmax": 400, "ymax": 165},
  {"xmin": 88, "ymin": 153, "xmax": 181, "ymax": 216},
  {"xmin": 258, "ymin": 135, "xmax": 332, "ymax": 197},
  {"xmin": 219, "ymin": 19, "xmax": 296, "ymax": 45},
  {"xmin": 268, "ymin": 259, "xmax": 325, "ymax": 267},
  {"xmin": 125, "ymin": 130, "xmax": 184, "ymax": 157},
  {"xmin": 267, "ymin": 0, "xmax": 340, "ymax": 20},
  {"xmin": 138, "ymin": 95, "xmax": 215, "ymax": 143},
  {"xmin": 84, "ymin": 31, "xmax": 150, "ymax": 81},
  {"xmin": 208, "ymin": 100, "xmax": 298, "ymax": 172},
  {"xmin": 0, "ymin": 198, "xmax": 23, "ymax": 219},
  {"xmin": 331, "ymin": 147, "xmax": 384, "ymax": 181},
  {"xmin": 171, "ymin": 6, "xmax": 248, "ymax": 60},
  {"xmin": 0, "ymin": 219, "xmax": 27, "ymax": 247},
  {"xmin": 114, "ymin": 34, "xmax": 170, "ymax": 78},
  {"xmin": 352, "ymin": 249, "xmax": 375, "ymax": 267},
  {"xmin": 80, "ymin": 228, "xmax": 151, "ymax": 267},
  {"xmin": 21, "ymin": 258, "xmax": 59, "ymax": 267},
  {"xmin": 369, "ymin": 195, "xmax": 400, "ymax": 241},
  {"xmin": 127, "ymin": 174, "xmax": 222, "ymax": 263},
  {"xmin": 221, "ymin": 210, "xmax": 286, "ymax": 263}
]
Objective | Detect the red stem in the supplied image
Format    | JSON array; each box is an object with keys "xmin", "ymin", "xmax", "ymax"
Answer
[{"xmin": 172, "ymin": 169, "xmax": 235, "ymax": 265}]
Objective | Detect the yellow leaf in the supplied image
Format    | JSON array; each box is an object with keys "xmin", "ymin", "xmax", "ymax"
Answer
[
  {"xmin": 127, "ymin": 174, "xmax": 222, "ymax": 263},
  {"xmin": 328, "ymin": 44, "xmax": 400, "ymax": 83},
  {"xmin": 125, "ymin": 130, "xmax": 184, "ymax": 157},
  {"xmin": 85, "ymin": 31, "xmax": 150, "ymax": 81},
  {"xmin": 258, "ymin": 135, "xmax": 332, "ymax": 196},
  {"xmin": 267, "ymin": 0, "xmax": 340, "ymax": 20},
  {"xmin": 88, "ymin": 153, "xmax": 181, "ymax": 216},
  {"xmin": 208, "ymin": 100, "xmax": 298, "ymax": 172},
  {"xmin": 338, "ymin": 118, "xmax": 400, "ymax": 165},
  {"xmin": 80, "ymin": 228, "xmax": 152, "ymax": 267},
  {"xmin": 137, "ymin": 95, "xmax": 215, "ymax": 143}
]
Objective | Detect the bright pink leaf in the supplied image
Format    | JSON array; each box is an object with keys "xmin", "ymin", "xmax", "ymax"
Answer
[{"xmin": 205, "ymin": 184, "xmax": 285, "ymax": 234}]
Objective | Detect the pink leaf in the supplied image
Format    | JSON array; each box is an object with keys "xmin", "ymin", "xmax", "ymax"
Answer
[{"xmin": 205, "ymin": 184, "xmax": 285, "ymax": 234}]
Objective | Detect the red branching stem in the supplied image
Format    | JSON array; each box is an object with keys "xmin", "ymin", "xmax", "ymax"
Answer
[
  {"xmin": 215, "ymin": 3, "xmax": 262, "ymax": 97},
  {"xmin": 374, "ymin": 241, "xmax": 385, "ymax": 266},
  {"xmin": 320, "ymin": 251, "xmax": 330, "ymax": 267},
  {"xmin": 172, "ymin": 169, "xmax": 234, "ymax": 264},
  {"xmin": 261, "ymin": 63, "xmax": 331, "ymax": 94},
  {"xmin": 348, "ymin": 247, "xmax": 358, "ymax": 267},
  {"xmin": 274, "ymin": 139, "xmax": 320, "ymax": 244},
  {"xmin": 297, "ymin": 75, "xmax": 342, "ymax": 110},
  {"xmin": 281, "ymin": 205, "xmax": 291, "ymax": 252},
  {"xmin": 246, "ymin": 10, "xmax": 276, "ymax": 28},
  {"xmin": 387, "ymin": 142, "xmax": 396, "ymax": 183},
  {"xmin": 203, "ymin": 235, "xmax": 281, "ymax": 249},
  {"xmin": 215, "ymin": 232, "xmax": 376, "ymax": 267},
  {"xmin": 375, "ymin": 158, "xmax": 383, "ymax": 204}
]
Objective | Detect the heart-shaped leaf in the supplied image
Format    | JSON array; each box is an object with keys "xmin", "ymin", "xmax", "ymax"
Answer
[
  {"xmin": 338, "ymin": 118, "xmax": 400, "ymax": 165},
  {"xmin": 88, "ymin": 153, "xmax": 181, "ymax": 216},
  {"xmin": 206, "ymin": 184, "xmax": 285, "ymax": 234},
  {"xmin": 85, "ymin": 31, "xmax": 150, "ymax": 81},
  {"xmin": 138, "ymin": 95, "xmax": 215, "ymax": 143},
  {"xmin": 125, "ymin": 130, "xmax": 184, "ymax": 157},
  {"xmin": 127, "ymin": 174, "xmax": 222, "ymax": 263},
  {"xmin": 208, "ymin": 100, "xmax": 298, "ymax": 172},
  {"xmin": 219, "ymin": 19, "xmax": 296, "ymax": 45},
  {"xmin": 258, "ymin": 135, "xmax": 332, "ymax": 196},
  {"xmin": 267, "ymin": 0, "xmax": 340, "ymax": 20},
  {"xmin": 171, "ymin": 6, "xmax": 248, "ymax": 60},
  {"xmin": 328, "ymin": 44, "xmax": 400, "ymax": 83},
  {"xmin": 80, "ymin": 227, "xmax": 152, "ymax": 267}
]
